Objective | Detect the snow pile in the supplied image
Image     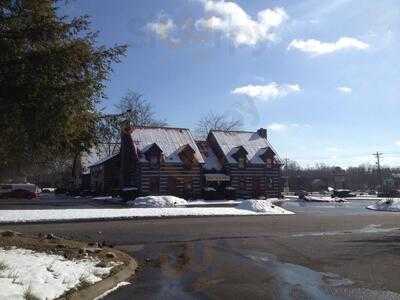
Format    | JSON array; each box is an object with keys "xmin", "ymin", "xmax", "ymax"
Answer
[
  {"xmin": 0, "ymin": 205, "xmax": 295, "ymax": 223},
  {"xmin": 303, "ymin": 196, "xmax": 344, "ymax": 202},
  {"xmin": 367, "ymin": 198, "xmax": 400, "ymax": 212},
  {"xmin": 0, "ymin": 247, "xmax": 113, "ymax": 300},
  {"xmin": 127, "ymin": 195, "xmax": 188, "ymax": 207},
  {"xmin": 237, "ymin": 199, "xmax": 294, "ymax": 214}
]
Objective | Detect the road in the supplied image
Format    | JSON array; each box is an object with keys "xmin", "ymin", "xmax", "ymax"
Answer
[{"xmin": 1, "ymin": 196, "xmax": 400, "ymax": 299}]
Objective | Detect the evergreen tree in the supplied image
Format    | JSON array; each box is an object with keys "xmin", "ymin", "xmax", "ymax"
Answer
[{"xmin": 0, "ymin": 0, "xmax": 127, "ymax": 178}]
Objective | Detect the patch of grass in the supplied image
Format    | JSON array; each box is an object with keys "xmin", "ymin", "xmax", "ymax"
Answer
[{"xmin": 23, "ymin": 286, "xmax": 40, "ymax": 300}]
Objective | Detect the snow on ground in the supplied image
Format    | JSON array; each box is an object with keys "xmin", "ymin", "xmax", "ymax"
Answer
[
  {"xmin": 366, "ymin": 198, "xmax": 400, "ymax": 212},
  {"xmin": 92, "ymin": 196, "xmax": 115, "ymax": 200},
  {"xmin": 0, "ymin": 204, "xmax": 294, "ymax": 224},
  {"xmin": 237, "ymin": 199, "xmax": 293, "ymax": 214},
  {"xmin": 187, "ymin": 199, "xmax": 242, "ymax": 205},
  {"xmin": 0, "ymin": 247, "xmax": 113, "ymax": 300},
  {"xmin": 127, "ymin": 195, "xmax": 188, "ymax": 207},
  {"xmin": 303, "ymin": 196, "xmax": 345, "ymax": 202}
]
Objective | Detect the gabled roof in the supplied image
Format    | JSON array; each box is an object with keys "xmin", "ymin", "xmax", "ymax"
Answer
[
  {"xmin": 131, "ymin": 126, "xmax": 204, "ymax": 164},
  {"xmin": 196, "ymin": 140, "xmax": 222, "ymax": 171},
  {"xmin": 88, "ymin": 153, "xmax": 119, "ymax": 168},
  {"xmin": 210, "ymin": 130, "xmax": 279, "ymax": 165}
]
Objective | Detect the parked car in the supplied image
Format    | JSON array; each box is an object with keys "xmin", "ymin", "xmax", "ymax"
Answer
[
  {"xmin": 295, "ymin": 190, "xmax": 308, "ymax": 199},
  {"xmin": 0, "ymin": 183, "xmax": 39, "ymax": 198},
  {"xmin": 41, "ymin": 187, "xmax": 56, "ymax": 193},
  {"xmin": 0, "ymin": 189, "xmax": 38, "ymax": 199},
  {"xmin": 54, "ymin": 187, "xmax": 67, "ymax": 194},
  {"xmin": 332, "ymin": 189, "xmax": 355, "ymax": 198}
]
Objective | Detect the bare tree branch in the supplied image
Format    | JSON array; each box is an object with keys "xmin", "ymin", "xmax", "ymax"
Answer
[
  {"xmin": 195, "ymin": 111, "xmax": 243, "ymax": 139},
  {"xmin": 95, "ymin": 90, "xmax": 167, "ymax": 157}
]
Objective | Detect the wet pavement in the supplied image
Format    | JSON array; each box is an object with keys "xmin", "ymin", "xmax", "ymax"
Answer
[
  {"xmin": 281, "ymin": 199, "xmax": 378, "ymax": 215},
  {"xmin": 104, "ymin": 231, "xmax": 400, "ymax": 300},
  {"xmin": 2, "ymin": 197, "xmax": 400, "ymax": 299}
]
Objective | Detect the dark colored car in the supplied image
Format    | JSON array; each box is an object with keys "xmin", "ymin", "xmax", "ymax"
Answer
[
  {"xmin": 332, "ymin": 189, "xmax": 355, "ymax": 198},
  {"xmin": 295, "ymin": 190, "xmax": 308, "ymax": 199},
  {"xmin": 0, "ymin": 189, "xmax": 38, "ymax": 199},
  {"xmin": 54, "ymin": 187, "xmax": 67, "ymax": 194}
]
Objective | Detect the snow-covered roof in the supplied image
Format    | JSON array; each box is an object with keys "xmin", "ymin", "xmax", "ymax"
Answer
[
  {"xmin": 196, "ymin": 141, "xmax": 222, "ymax": 171},
  {"xmin": 88, "ymin": 153, "xmax": 119, "ymax": 168},
  {"xmin": 131, "ymin": 127, "xmax": 204, "ymax": 164},
  {"xmin": 210, "ymin": 130, "xmax": 279, "ymax": 165}
]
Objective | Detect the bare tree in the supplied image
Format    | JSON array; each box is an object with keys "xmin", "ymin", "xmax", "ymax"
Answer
[
  {"xmin": 95, "ymin": 91, "xmax": 167, "ymax": 157},
  {"xmin": 116, "ymin": 91, "xmax": 167, "ymax": 127},
  {"xmin": 195, "ymin": 111, "xmax": 243, "ymax": 139}
]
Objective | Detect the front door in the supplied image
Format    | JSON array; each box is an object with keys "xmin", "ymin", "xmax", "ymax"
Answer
[
  {"xmin": 252, "ymin": 177, "xmax": 261, "ymax": 198},
  {"xmin": 150, "ymin": 176, "xmax": 160, "ymax": 195},
  {"xmin": 168, "ymin": 176, "xmax": 177, "ymax": 195},
  {"xmin": 184, "ymin": 177, "xmax": 193, "ymax": 199}
]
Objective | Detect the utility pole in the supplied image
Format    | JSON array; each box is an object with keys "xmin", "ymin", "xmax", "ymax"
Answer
[
  {"xmin": 284, "ymin": 155, "xmax": 289, "ymax": 193},
  {"xmin": 373, "ymin": 152, "xmax": 383, "ymax": 192}
]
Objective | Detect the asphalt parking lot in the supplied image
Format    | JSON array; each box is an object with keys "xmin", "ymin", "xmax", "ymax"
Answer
[{"xmin": 1, "ymin": 195, "xmax": 400, "ymax": 299}]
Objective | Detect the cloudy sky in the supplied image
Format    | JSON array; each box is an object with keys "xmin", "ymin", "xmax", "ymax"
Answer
[{"xmin": 63, "ymin": 0, "xmax": 400, "ymax": 168}]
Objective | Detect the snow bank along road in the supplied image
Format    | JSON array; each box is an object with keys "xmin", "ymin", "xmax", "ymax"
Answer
[
  {"xmin": 0, "ymin": 205, "xmax": 293, "ymax": 224},
  {"xmin": 3, "ymin": 213, "xmax": 400, "ymax": 299},
  {"xmin": 0, "ymin": 247, "xmax": 113, "ymax": 299}
]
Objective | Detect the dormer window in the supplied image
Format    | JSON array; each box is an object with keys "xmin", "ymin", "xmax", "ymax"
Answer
[
  {"xmin": 150, "ymin": 155, "xmax": 160, "ymax": 168},
  {"xmin": 260, "ymin": 147, "xmax": 277, "ymax": 168},
  {"xmin": 238, "ymin": 156, "xmax": 246, "ymax": 169},
  {"xmin": 179, "ymin": 144, "xmax": 197, "ymax": 170},
  {"xmin": 232, "ymin": 146, "xmax": 248, "ymax": 168},
  {"xmin": 144, "ymin": 143, "xmax": 163, "ymax": 169},
  {"xmin": 266, "ymin": 158, "xmax": 273, "ymax": 168}
]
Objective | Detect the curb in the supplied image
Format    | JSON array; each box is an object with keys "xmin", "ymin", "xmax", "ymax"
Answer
[{"xmin": 59, "ymin": 249, "xmax": 137, "ymax": 300}]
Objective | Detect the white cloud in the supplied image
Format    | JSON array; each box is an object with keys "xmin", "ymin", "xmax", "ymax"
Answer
[
  {"xmin": 232, "ymin": 82, "xmax": 301, "ymax": 101},
  {"xmin": 146, "ymin": 17, "xmax": 176, "ymax": 41},
  {"xmin": 337, "ymin": 86, "xmax": 352, "ymax": 94},
  {"xmin": 195, "ymin": 1, "xmax": 288, "ymax": 46},
  {"xmin": 395, "ymin": 141, "xmax": 400, "ymax": 147},
  {"xmin": 267, "ymin": 122, "xmax": 311, "ymax": 132},
  {"xmin": 267, "ymin": 123, "xmax": 288, "ymax": 131},
  {"xmin": 288, "ymin": 37, "xmax": 369, "ymax": 55}
]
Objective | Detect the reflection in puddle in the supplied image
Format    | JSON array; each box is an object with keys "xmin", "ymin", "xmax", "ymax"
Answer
[
  {"xmin": 245, "ymin": 251, "xmax": 400, "ymax": 300},
  {"xmin": 291, "ymin": 224, "xmax": 400, "ymax": 237}
]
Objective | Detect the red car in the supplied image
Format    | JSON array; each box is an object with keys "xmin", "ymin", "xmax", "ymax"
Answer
[{"xmin": 0, "ymin": 189, "xmax": 38, "ymax": 199}]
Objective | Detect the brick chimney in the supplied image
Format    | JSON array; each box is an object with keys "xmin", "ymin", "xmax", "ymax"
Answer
[
  {"xmin": 257, "ymin": 128, "xmax": 267, "ymax": 139},
  {"xmin": 120, "ymin": 120, "xmax": 137, "ymax": 188}
]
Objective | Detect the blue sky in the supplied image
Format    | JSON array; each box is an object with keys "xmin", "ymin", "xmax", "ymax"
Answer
[{"xmin": 62, "ymin": 0, "xmax": 400, "ymax": 168}]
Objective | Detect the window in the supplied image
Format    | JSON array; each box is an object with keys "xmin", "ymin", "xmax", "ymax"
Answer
[
  {"xmin": 238, "ymin": 157, "xmax": 246, "ymax": 169},
  {"xmin": 184, "ymin": 177, "xmax": 193, "ymax": 198},
  {"xmin": 150, "ymin": 155, "xmax": 160, "ymax": 169},
  {"xmin": 266, "ymin": 158, "xmax": 273, "ymax": 168},
  {"xmin": 267, "ymin": 177, "xmax": 273, "ymax": 189}
]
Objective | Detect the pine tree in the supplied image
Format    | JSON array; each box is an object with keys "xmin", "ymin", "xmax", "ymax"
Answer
[{"xmin": 0, "ymin": 0, "xmax": 127, "ymax": 179}]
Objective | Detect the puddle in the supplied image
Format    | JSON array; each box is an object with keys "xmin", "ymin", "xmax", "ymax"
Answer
[
  {"xmin": 245, "ymin": 251, "xmax": 400, "ymax": 300},
  {"xmin": 291, "ymin": 224, "xmax": 400, "ymax": 237},
  {"xmin": 246, "ymin": 252, "xmax": 348, "ymax": 299},
  {"xmin": 281, "ymin": 200, "xmax": 378, "ymax": 215}
]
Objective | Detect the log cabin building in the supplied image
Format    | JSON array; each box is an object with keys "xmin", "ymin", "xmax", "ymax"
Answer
[
  {"xmin": 88, "ymin": 153, "xmax": 120, "ymax": 194},
  {"xmin": 120, "ymin": 125, "xmax": 205, "ymax": 198},
  {"xmin": 89, "ymin": 124, "xmax": 283, "ymax": 199},
  {"xmin": 198, "ymin": 128, "xmax": 283, "ymax": 199}
]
